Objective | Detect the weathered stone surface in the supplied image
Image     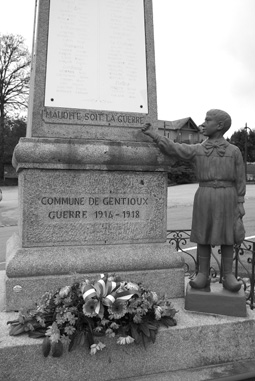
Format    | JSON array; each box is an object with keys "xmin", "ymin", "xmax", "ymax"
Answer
[
  {"xmin": 118, "ymin": 360, "xmax": 255, "ymax": 381},
  {"xmin": 185, "ymin": 282, "xmax": 247, "ymax": 317},
  {"xmin": 6, "ymin": 234, "xmax": 183, "ymax": 278},
  {"xmin": 13, "ymin": 138, "xmax": 175, "ymax": 172},
  {"xmin": 17, "ymin": 169, "xmax": 168, "ymax": 247}
]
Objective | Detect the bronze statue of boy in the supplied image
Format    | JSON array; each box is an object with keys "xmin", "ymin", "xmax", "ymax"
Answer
[{"xmin": 142, "ymin": 109, "xmax": 246, "ymax": 292}]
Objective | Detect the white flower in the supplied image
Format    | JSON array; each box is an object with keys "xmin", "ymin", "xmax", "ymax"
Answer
[
  {"xmin": 101, "ymin": 318, "xmax": 110, "ymax": 326},
  {"xmin": 110, "ymin": 322, "xmax": 120, "ymax": 330},
  {"xmin": 126, "ymin": 282, "xmax": 139, "ymax": 291},
  {"xmin": 59, "ymin": 286, "xmax": 71, "ymax": 298},
  {"xmin": 65, "ymin": 312, "xmax": 77, "ymax": 325},
  {"xmin": 90, "ymin": 344, "xmax": 98, "ymax": 356},
  {"xmin": 151, "ymin": 291, "xmax": 159, "ymax": 303},
  {"xmin": 94, "ymin": 326, "xmax": 103, "ymax": 333},
  {"xmin": 45, "ymin": 322, "xmax": 61, "ymax": 342},
  {"xmin": 90, "ymin": 341, "xmax": 106, "ymax": 355},
  {"xmin": 105, "ymin": 328, "xmax": 115, "ymax": 338},
  {"xmin": 60, "ymin": 335, "xmax": 71, "ymax": 346},
  {"xmin": 36, "ymin": 315, "xmax": 45, "ymax": 327},
  {"xmin": 64, "ymin": 325, "xmax": 76, "ymax": 335},
  {"xmin": 50, "ymin": 333, "xmax": 61, "ymax": 343},
  {"xmin": 117, "ymin": 336, "xmax": 135, "ymax": 345},
  {"xmin": 154, "ymin": 306, "xmax": 162, "ymax": 320}
]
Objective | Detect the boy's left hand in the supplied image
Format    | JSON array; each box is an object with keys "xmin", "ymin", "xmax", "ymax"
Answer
[{"xmin": 238, "ymin": 203, "xmax": 245, "ymax": 217}]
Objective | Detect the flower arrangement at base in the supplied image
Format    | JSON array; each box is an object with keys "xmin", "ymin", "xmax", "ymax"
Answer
[{"xmin": 7, "ymin": 274, "xmax": 177, "ymax": 357}]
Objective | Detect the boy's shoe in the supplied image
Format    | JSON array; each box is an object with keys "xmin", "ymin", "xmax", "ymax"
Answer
[
  {"xmin": 222, "ymin": 274, "xmax": 242, "ymax": 292},
  {"xmin": 189, "ymin": 273, "xmax": 211, "ymax": 289}
]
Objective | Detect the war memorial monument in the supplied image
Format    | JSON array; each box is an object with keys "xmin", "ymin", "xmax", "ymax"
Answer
[
  {"xmin": 5, "ymin": 0, "xmax": 183, "ymax": 311},
  {"xmin": 1, "ymin": 1, "xmax": 255, "ymax": 380}
]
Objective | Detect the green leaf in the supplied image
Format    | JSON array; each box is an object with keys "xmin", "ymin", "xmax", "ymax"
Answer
[
  {"xmin": 83, "ymin": 316, "xmax": 94, "ymax": 332},
  {"xmin": 7, "ymin": 319, "xmax": 19, "ymax": 325},
  {"xmin": 149, "ymin": 329, "xmax": 156, "ymax": 343},
  {"xmin": 160, "ymin": 317, "xmax": 177, "ymax": 327},
  {"xmin": 147, "ymin": 322, "xmax": 158, "ymax": 331},
  {"xmin": 139, "ymin": 323, "xmax": 150, "ymax": 338},
  {"xmin": 80, "ymin": 332, "xmax": 85, "ymax": 346},
  {"xmin": 68, "ymin": 331, "xmax": 82, "ymax": 352},
  {"xmin": 9, "ymin": 323, "xmax": 25, "ymax": 336},
  {"xmin": 130, "ymin": 324, "xmax": 141, "ymax": 344},
  {"xmin": 42, "ymin": 337, "xmax": 51, "ymax": 357},
  {"xmin": 52, "ymin": 340, "xmax": 64, "ymax": 357},
  {"xmin": 141, "ymin": 332, "xmax": 147, "ymax": 349},
  {"xmin": 28, "ymin": 330, "xmax": 46, "ymax": 338},
  {"xmin": 76, "ymin": 331, "xmax": 84, "ymax": 346},
  {"xmin": 86, "ymin": 330, "xmax": 94, "ymax": 348},
  {"xmin": 68, "ymin": 332, "xmax": 78, "ymax": 352}
]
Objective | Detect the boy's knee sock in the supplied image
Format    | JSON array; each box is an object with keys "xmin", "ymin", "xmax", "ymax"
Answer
[{"xmin": 198, "ymin": 255, "xmax": 211, "ymax": 276}]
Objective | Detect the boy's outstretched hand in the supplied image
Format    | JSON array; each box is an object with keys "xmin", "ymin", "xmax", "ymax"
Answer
[{"xmin": 142, "ymin": 123, "xmax": 154, "ymax": 137}]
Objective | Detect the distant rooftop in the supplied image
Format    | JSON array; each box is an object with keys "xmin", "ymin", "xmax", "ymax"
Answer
[{"xmin": 162, "ymin": 117, "xmax": 200, "ymax": 132}]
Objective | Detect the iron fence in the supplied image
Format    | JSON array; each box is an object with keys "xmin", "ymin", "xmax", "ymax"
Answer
[{"xmin": 167, "ymin": 229, "xmax": 255, "ymax": 310}]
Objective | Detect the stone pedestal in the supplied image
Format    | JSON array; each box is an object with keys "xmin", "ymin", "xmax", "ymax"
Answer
[
  {"xmin": 185, "ymin": 282, "xmax": 247, "ymax": 317},
  {"xmin": 5, "ymin": 138, "xmax": 184, "ymax": 310}
]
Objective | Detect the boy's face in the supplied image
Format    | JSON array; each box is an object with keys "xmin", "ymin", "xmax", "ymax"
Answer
[{"xmin": 201, "ymin": 113, "xmax": 222, "ymax": 137}]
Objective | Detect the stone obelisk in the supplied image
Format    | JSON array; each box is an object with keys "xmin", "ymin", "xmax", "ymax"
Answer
[{"xmin": 6, "ymin": 0, "xmax": 184, "ymax": 310}]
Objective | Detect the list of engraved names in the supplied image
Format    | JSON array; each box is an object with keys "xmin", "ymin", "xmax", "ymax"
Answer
[{"xmin": 45, "ymin": 0, "xmax": 148, "ymax": 113}]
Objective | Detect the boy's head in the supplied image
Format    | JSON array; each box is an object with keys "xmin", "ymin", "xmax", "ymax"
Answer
[{"xmin": 206, "ymin": 109, "xmax": 232, "ymax": 134}]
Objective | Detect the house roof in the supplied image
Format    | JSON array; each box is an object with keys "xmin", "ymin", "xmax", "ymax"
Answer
[{"xmin": 164, "ymin": 117, "xmax": 200, "ymax": 132}]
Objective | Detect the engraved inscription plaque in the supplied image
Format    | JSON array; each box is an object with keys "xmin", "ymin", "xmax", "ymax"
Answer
[
  {"xmin": 22, "ymin": 170, "xmax": 166, "ymax": 247},
  {"xmin": 45, "ymin": 0, "xmax": 148, "ymax": 113}
]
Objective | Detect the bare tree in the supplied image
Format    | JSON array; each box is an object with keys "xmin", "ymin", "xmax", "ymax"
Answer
[{"xmin": 0, "ymin": 34, "xmax": 31, "ymax": 180}]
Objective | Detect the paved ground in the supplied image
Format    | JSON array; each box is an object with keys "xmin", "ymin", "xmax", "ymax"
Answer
[
  {"xmin": 0, "ymin": 186, "xmax": 18, "ymax": 227},
  {"xmin": 167, "ymin": 183, "xmax": 255, "ymax": 237},
  {"xmin": 0, "ymin": 187, "xmax": 18, "ymax": 270}
]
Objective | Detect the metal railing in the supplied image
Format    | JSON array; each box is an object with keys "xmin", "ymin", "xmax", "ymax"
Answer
[{"xmin": 167, "ymin": 229, "xmax": 255, "ymax": 310}]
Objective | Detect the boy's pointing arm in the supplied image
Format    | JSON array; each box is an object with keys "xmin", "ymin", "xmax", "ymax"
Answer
[{"xmin": 142, "ymin": 123, "xmax": 196, "ymax": 160}]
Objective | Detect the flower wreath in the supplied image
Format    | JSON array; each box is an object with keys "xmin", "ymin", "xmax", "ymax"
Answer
[{"xmin": 8, "ymin": 273, "xmax": 177, "ymax": 357}]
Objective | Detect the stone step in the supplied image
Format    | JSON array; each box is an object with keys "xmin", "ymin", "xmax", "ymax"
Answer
[
  {"xmin": 118, "ymin": 359, "xmax": 255, "ymax": 381},
  {"xmin": 1, "ymin": 282, "xmax": 255, "ymax": 381}
]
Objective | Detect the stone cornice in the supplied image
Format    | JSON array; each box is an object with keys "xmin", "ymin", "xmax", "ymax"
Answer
[{"xmin": 12, "ymin": 137, "xmax": 175, "ymax": 172}]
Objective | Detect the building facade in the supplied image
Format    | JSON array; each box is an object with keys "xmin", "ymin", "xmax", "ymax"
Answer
[{"xmin": 158, "ymin": 117, "xmax": 203, "ymax": 144}]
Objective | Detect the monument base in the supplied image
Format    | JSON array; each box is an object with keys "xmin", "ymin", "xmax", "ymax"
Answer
[
  {"xmin": 185, "ymin": 282, "xmax": 247, "ymax": 317},
  {"xmin": 5, "ymin": 234, "xmax": 185, "ymax": 311}
]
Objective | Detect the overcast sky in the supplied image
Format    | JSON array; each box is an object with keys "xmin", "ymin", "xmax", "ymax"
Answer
[{"xmin": 1, "ymin": 0, "xmax": 254, "ymax": 137}]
